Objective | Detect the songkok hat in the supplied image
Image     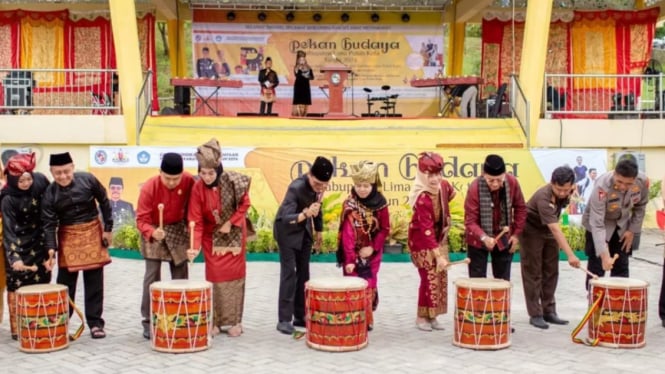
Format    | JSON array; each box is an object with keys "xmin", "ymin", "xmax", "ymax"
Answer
[
  {"xmin": 161, "ymin": 152, "xmax": 184, "ymax": 175},
  {"xmin": 49, "ymin": 152, "xmax": 73, "ymax": 166},
  {"xmin": 310, "ymin": 156, "xmax": 333, "ymax": 182},
  {"xmin": 109, "ymin": 177, "xmax": 124, "ymax": 187},
  {"xmin": 195, "ymin": 138, "xmax": 222, "ymax": 169},
  {"xmin": 6, "ymin": 152, "xmax": 36, "ymax": 176},
  {"xmin": 350, "ymin": 160, "xmax": 381, "ymax": 188},
  {"xmin": 483, "ymin": 154, "xmax": 506, "ymax": 176},
  {"xmin": 417, "ymin": 152, "xmax": 444, "ymax": 174},
  {"xmin": 265, "ymin": 57, "xmax": 272, "ymax": 62}
]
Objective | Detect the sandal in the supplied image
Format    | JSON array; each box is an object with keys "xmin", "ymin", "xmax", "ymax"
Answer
[
  {"xmin": 90, "ymin": 326, "xmax": 106, "ymax": 339},
  {"xmin": 227, "ymin": 324, "xmax": 243, "ymax": 337}
]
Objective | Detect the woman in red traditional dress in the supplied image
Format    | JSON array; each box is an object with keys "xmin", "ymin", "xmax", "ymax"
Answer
[
  {"xmin": 337, "ymin": 161, "xmax": 390, "ymax": 331},
  {"xmin": 407, "ymin": 152, "xmax": 456, "ymax": 331},
  {"xmin": 187, "ymin": 138, "xmax": 252, "ymax": 337}
]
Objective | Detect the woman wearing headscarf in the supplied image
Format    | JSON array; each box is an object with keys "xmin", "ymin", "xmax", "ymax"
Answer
[
  {"xmin": 407, "ymin": 152, "xmax": 456, "ymax": 332},
  {"xmin": 0, "ymin": 152, "xmax": 51, "ymax": 339},
  {"xmin": 337, "ymin": 161, "xmax": 390, "ymax": 331},
  {"xmin": 187, "ymin": 138, "xmax": 252, "ymax": 337}
]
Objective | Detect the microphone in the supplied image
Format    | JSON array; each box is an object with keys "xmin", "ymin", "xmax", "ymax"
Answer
[{"xmin": 331, "ymin": 53, "xmax": 357, "ymax": 76}]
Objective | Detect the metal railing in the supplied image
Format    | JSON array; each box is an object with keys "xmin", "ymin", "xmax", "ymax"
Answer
[
  {"xmin": 543, "ymin": 73, "xmax": 664, "ymax": 119},
  {"xmin": 509, "ymin": 74, "xmax": 530, "ymax": 147},
  {"xmin": 136, "ymin": 70, "xmax": 153, "ymax": 145},
  {"xmin": 0, "ymin": 68, "xmax": 119, "ymax": 115}
]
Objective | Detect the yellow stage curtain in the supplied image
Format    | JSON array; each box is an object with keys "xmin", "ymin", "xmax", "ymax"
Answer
[
  {"xmin": 20, "ymin": 17, "xmax": 65, "ymax": 86},
  {"xmin": 571, "ymin": 18, "xmax": 616, "ymax": 89}
]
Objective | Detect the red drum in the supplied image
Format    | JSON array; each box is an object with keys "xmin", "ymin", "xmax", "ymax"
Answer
[
  {"xmin": 588, "ymin": 278, "xmax": 648, "ymax": 348},
  {"xmin": 305, "ymin": 277, "xmax": 369, "ymax": 352},
  {"xmin": 16, "ymin": 284, "xmax": 80, "ymax": 353},
  {"xmin": 150, "ymin": 280, "xmax": 213, "ymax": 353},
  {"xmin": 453, "ymin": 278, "xmax": 512, "ymax": 350}
]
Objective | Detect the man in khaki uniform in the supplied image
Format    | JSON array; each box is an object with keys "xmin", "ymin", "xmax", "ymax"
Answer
[
  {"xmin": 520, "ymin": 166, "xmax": 581, "ymax": 329},
  {"xmin": 582, "ymin": 158, "xmax": 648, "ymax": 288}
]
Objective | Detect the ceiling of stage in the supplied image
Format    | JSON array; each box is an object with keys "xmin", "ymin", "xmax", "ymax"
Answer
[{"xmin": 183, "ymin": 0, "xmax": 453, "ymax": 11}]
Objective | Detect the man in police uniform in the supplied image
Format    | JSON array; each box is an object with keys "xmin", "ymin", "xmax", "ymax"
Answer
[{"xmin": 582, "ymin": 157, "xmax": 648, "ymax": 288}]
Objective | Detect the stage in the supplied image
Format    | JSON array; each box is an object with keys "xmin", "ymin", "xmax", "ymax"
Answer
[{"xmin": 139, "ymin": 115, "xmax": 526, "ymax": 149}]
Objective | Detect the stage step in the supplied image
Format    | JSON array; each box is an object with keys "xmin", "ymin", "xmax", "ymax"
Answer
[{"xmin": 237, "ymin": 112, "xmax": 278, "ymax": 117}]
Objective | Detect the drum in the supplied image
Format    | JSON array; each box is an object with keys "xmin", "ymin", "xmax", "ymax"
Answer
[
  {"xmin": 16, "ymin": 284, "xmax": 76, "ymax": 353},
  {"xmin": 588, "ymin": 278, "xmax": 648, "ymax": 348},
  {"xmin": 305, "ymin": 277, "xmax": 369, "ymax": 352},
  {"xmin": 150, "ymin": 280, "xmax": 213, "ymax": 353},
  {"xmin": 453, "ymin": 278, "xmax": 512, "ymax": 350}
]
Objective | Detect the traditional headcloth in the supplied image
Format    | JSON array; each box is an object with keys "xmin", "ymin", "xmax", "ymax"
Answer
[
  {"xmin": 109, "ymin": 176, "xmax": 124, "ymax": 187},
  {"xmin": 265, "ymin": 57, "xmax": 272, "ymax": 63},
  {"xmin": 49, "ymin": 152, "xmax": 73, "ymax": 166},
  {"xmin": 350, "ymin": 160, "xmax": 381, "ymax": 189},
  {"xmin": 310, "ymin": 156, "xmax": 333, "ymax": 182},
  {"xmin": 418, "ymin": 152, "xmax": 444, "ymax": 174},
  {"xmin": 195, "ymin": 138, "xmax": 222, "ymax": 169},
  {"xmin": 483, "ymin": 154, "xmax": 506, "ymax": 176},
  {"xmin": 407, "ymin": 152, "xmax": 444, "ymax": 208},
  {"xmin": 296, "ymin": 50, "xmax": 306, "ymax": 58},
  {"xmin": 6, "ymin": 152, "xmax": 36, "ymax": 176},
  {"xmin": 161, "ymin": 152, "xmax": 184, "ymax": 175}
]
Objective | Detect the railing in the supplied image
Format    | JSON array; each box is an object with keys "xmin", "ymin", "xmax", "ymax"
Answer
[
  {"xmin": 0, "ymin": 68, "xmax": 119, "ymax": 115},
  {"xmin": 509, "ymin": 74, "xmax": 530, "ymax": 147},
  {"xmin": 543, "ymin": 73, "xmax": 663, "ymax": 119},
  {"xmin": 136, "ymin": 70, "xmax": 153, "ymax": 145}
]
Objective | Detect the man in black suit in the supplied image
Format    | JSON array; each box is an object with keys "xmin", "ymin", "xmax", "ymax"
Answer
[
  {"xmin": 196, "ymin": 47, "xmax": 217, "ymax": 78},
  {"xmin": 274, "ymin": 156, "xmax": 333, "ymax": 335},
  {"xmin": 108, "ymin": 177, "xmax": 135, "ymax": 228}
]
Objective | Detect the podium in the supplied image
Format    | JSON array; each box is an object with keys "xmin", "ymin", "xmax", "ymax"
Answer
[{"xmin": 320, "ymin": 65, "xmax": 352, "ymax": 117}]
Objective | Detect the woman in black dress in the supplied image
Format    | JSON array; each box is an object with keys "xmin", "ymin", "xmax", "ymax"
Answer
[
  {"xmin": 292, "ymin": 50, "xmax": 314, "ymax": 117},
  {"xmin": 1, "ymin": 152, "xmax": 51, "ymax": 339}
]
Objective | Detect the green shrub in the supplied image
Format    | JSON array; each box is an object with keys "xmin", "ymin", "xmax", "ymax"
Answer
[
  {"xmin": 562, "ymin": 224, "xmax": 586, "ymax": 251},
  {"xmin": 113, "ymin": 223, "xmax": 141, "ymax": 251}
]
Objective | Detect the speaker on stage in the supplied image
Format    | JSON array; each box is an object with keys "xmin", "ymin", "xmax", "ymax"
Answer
[{"xmin": 174, "ymin": 86, "xmax": 190, "ymax": 115}]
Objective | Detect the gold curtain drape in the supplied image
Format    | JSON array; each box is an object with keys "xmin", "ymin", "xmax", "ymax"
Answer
[{"xmin": 20, "ymin": 17, "xmax": 65, "ymax": 86}]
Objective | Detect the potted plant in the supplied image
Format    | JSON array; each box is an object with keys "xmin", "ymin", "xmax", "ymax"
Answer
[{"xmin": 384, "ymin": 204, "xmax": 411, "ymax": 254}]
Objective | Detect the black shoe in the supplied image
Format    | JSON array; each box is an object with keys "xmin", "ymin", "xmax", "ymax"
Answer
[
  {"xmin": 293, "ymin": 319, "xmax": 306, "ymax": 328},
  {"xmin": 661, "ymin": 320, "xmax": 665, "ymax": 328},
  {"xmin": 11, "ymin": 334, "xmax": 17, "ymax": 341},
  {"xmin": 142, "ymin": 321, "xmax": 151, "ymax": 340},
  {"xmin": 529, "ymin": 316, "xmax": 549, "ymax": 329},
  {"xmin": 368, "ymin": 324, "xmax": 374, "ymax": 332},
  {"xmin": 544, "ymin": 313, "xmax": 569, "ymax": 325},
  {"xmin": 276, "ymin": 321, "xmax": 294, "ymax": 335}
]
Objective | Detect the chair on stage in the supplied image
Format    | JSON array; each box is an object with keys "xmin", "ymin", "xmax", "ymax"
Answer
[
  {"xmin": 91, "ymin": 92, "xmax": 112, "ymax": 115},
  {"xmin": 488, "ymin": 83, "xmax": 508, "ymax": 118}
]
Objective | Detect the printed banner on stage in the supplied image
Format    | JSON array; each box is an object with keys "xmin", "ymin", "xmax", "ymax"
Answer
[{"xmin": 190, "ymin": 14, "xmax": 445, "ymax": 116}]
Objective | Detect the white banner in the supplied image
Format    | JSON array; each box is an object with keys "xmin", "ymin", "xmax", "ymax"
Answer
[{"xmin": 89, "ymin": 146, "xmax": 254, "ymax": 169}]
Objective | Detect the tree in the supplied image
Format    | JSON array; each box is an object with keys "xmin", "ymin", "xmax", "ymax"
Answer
[{"xmin": 157, "ymin": 22, "xmax": 169, "ymax": 56}]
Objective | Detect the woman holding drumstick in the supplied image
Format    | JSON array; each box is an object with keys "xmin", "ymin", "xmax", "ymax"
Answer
[
  {"xmin": 407, "ymin": 152, "xmax": 457, "ymax": 332},
  {"xmin": 187, "ymin": 138, "xmax": 252, "ymax": 337}
]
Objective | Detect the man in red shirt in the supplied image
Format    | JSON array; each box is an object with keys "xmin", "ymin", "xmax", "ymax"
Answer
[
  {"xmin": 136, "ymin": 153, "xmax": 195, "ymax": 340},
  {"xmin": 464, "ymin": 154, "xmax": 527, "ymax": 281}
]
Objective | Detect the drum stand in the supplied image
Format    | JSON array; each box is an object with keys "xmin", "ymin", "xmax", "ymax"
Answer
[{"xmin": 363, "ymin": 88, "xmax": 374, "ymax": 116}]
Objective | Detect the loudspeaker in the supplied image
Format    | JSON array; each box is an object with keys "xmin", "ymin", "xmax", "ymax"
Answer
[{"xmin": 174, "ymin": 86, "xmax": 190, "ymax": 115}]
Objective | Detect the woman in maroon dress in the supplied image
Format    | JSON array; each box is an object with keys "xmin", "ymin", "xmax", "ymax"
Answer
[
  {"xmin": 337, "ymin": 161, "xmax": 390, "ymax": 330},
  {"xmin": 407, "ymin": 152, "xmax": 456, "ymax": 331}
]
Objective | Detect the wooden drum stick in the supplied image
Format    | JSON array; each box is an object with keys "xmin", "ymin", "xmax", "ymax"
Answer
[
  {"xmin": 579, "ymin": 253, "xmax": 621, "ymax": 280},
  {"xmin": 189, "ymin": 221, "xmax": 196, "ymax": 264},
  {"xmin": 494, "ymin": 226, "xmax": 510, "ymax": 241},
  {"xmin": 157, "ymin": 203, "xmax": 164, "ymax": 230},
  {"xmin": 446, "ymin": 257, "xmax": 471, "ymax": 269}
]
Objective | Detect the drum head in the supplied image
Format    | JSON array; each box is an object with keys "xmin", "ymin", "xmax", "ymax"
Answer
[
  {"xmin": 454, "ymin": 277, "xmax": 511, "ymax": 289},
  {"xmin": 16, "ymin": 283, "xmax": 67, "ymax": 294},
  {"xmin": 307, "ymin": 277, "xmax": 367, "ymax": 291},
  {"xmin": 151, "ymin": 279, "xmax": 212, "ymax": 291},
  {"xmin": 381, "ymin": 85, "xmax": 391, "ymax": 91},
  {"xmin": 590, "ymin": 277, "xmax": 648, "ymax": 289}
]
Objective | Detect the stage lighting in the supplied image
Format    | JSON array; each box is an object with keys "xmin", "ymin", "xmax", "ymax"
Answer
[
  {"xmin": 313, "ymin": 13, "xmax": 322, "ymax": 22},
  {"xmin": 258, "ymin": 12, "xmax": 267, "ymax": 22},
  {"xmin": 371, "ymin": 13, "xmax": 379, "ymax": 23},
  {"xmin": 341, "ymin": 13, "xmax": 350, "ymax": 23},
  {"xmin": 226, "ymin": 12, "xmax": 236, "ymax": 21},
  {"xmin": 286, "ymin": 12, "xmax": 295, "ymax": 22},
  {"xmin": 401, "ymin": 13, "xmax": 410, "ymax": 23}
]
